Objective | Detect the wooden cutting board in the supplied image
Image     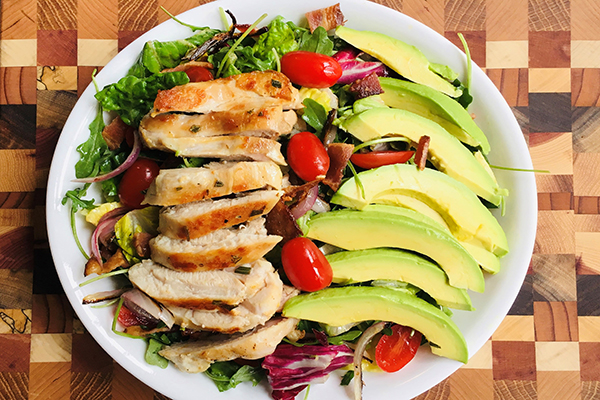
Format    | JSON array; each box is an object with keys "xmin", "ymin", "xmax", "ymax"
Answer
[{"xmin": 1, "ymin": 0, "xmax": 598, "ymax": 398}]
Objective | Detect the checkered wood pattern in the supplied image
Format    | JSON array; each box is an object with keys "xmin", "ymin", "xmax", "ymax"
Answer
[{"xmin": 1, "ymin": 0, "xmax": 598, "ymax": 398}]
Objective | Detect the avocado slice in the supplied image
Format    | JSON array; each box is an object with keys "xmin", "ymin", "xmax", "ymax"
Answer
[
  {"xmin": 327, "ymin": 248, "xmax": 473, "ymax": 310},
  {"xmin": 378, "ymin": 77, "xmax": 491, "ymax": 154},
  {"xmin": 339, "ymin": 107, "xmax": 505, "ymax": 206},
  {"xmin": 363, "ymin": 204, "xmax": 502, "ymax": 274},
  {"xmin": 330, "ymin": 164, "xmax": 508, "ymax": 257},
  {"xmin": 282, "ymin": 286, "xmax": 468, "ymax": 363},
  {"xmin": 306, "ymin": 209, "xmax": 484, "ymax": 292}
]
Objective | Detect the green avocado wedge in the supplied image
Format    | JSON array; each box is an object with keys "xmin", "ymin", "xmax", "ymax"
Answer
[
  {"xmin": 335, "ymin": 26, "xmax": 462, "ymax": 98},
  {"xmin": 282, "ymin": 286, "xmax": 469, "ymax": 363},
  {"xmin": 326, "ymin": 249, "xmax": 473, "ymax": 310},
  {"xmin": 305, "ymin": 209, "xmax": 485, "ymax": 292},
  {"xmin": 339, "ymin": 107, "xmax": 505, "ymax": 206},
  {"xmin": 330, "ymin": 164, "xmax": 509, "ymax": 257},
  {"xmin": 378, "ymin": 77, "xmax": 491, "ymax": 154}
]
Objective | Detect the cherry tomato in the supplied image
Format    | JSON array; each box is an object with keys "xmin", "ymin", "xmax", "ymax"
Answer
[
  {"xmin": 117, "ymin": 304, "xmax": 144, "ymax": 327},
  {"xmin": 281, "ymin": 237, "xmax": 333, "ymax": 292},
  {"xmin": 375, "ymin": 324, "xmax": 422, "ymax": 372},
  {"xmin": 350, "ymin": 151, "xmax": 414, "ymax": 170},
  {"xmin": 118, "ymin": 158, "xmax": 160, "ymax": 208},
  {"xmin": 281, "ymin": 51, "xmax": 342, "ymax": 88},
  {"xmin": 185, "ymin": 66, "xmax": 213, "ymax": 82},
  {"xmin": 287, "ymin": 132, "xmax": 330, "ymax": 181}
]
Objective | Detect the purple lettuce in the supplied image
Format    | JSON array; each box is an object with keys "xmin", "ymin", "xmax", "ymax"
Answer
[{"xmin": 333, "ymin": 49, "xmax": 388, "ymax": 85}]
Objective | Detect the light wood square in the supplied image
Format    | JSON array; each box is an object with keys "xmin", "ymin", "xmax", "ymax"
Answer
[
  {"xmin": 157, "ymin": 0, "xmax": 203, "ymax": 23},
  {"xmin": 536, "ymin": 342, "xmax": 580, "ymax": 371},
  {"xmin": 529, "ymin": 68, "xmax": 571, "ymax": 93},
  {"xmin": 37, "ymin": 66, "xmax": 77, "ymax": 90},
  {"xmin": 486, "ymin": 41, "xmax": 529, "ymax": 68},
  {"xmin": 449, "ymin": 369, "xmax": 493, "ymax": 399},
  {"xmin": 403, "ymin": 0, "xmax": 444, "ymax": 34},
  {"xmin": 535, "ymin": 210, "xmax": 575, "ymax": 254},
  {"xmin": 486, "ymin": 0, "xmax": 528, "ymax": 40},
  {"xmin": 0, "ymin": 309, "xmax": 32, "ymax": 334},
  {"xmin": 575, "ymin": 215, "xmax": 600, "ymax": 232},
  {"xmin": 574, "ymin": 153, "xmax": 600, "ymax": 196},
  {"xmin": 30, "ymin": 334, "xmax": 72, "ymax": 363},
  {"xmin": 29, "ymin": 362, "xmax": 70, "ymax": 400},
  {"xmin": 492, "ymin": 316, "xmax": 535, "ymax": 341},
  {"xmin": 537, "ymin": 371, "xmax": 582, "ymax": 400},
  {"xmin": 529, "ymin": 132, "xmax": 573, "ymax": 174},
  {"xmin": 572, "ymin": 0, "xmax": 600, "ymax": 40},
  {"xmin": 0, "ymin": 39, "xmax": 37, "ymax": 67},
  {"xmin": 462, "ymin": 340, "xmax": 492, "ymax": 369},
  {"xmin": 0, "ymin": 209, "xmax": 34, "ymax": 227},
  {"xmin": 78, "ymin": 0, "xmax": 118, "ymax": 39},
  {"xmin": 0, "ymin": 150, "xmax": 36, "ymax": 191},
  {"xmin": 1, "ymin": 0, "xmax": 37, "ymax": 40},
  {"xmin": 578, "ymin": 316, "xmax": 600, "ymax": 342},
  {"xmin": 575, "ymin": 232, "xmax": 600, "ymax": 274},
  {"xmin": 77, "ymin": 39, "xmax": 118, "ymax": 66},
  {"xmin": 572, "ymin": 41, "xmax": 600, "ymax": 68}
]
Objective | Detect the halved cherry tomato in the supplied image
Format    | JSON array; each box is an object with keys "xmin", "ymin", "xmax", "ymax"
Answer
[
  {"xmin": 117, "ymin": 304, "xmax": 145, "ymax": 327},
  {"xmin": 118, "ymin": 158, "xmax": 160, "ymax": 208},
  {"xmin": 375, "ymin": 324, "xmax": 422, "ymax": 372},
  {"xmin": 350, "ymin": 151, "xmax": 414, "ymax": 170},
  {"xmin": 287, "ymin": 131, "xmax": 330, "ymax": 181},
  {"xmin": 281, "ymin": 51, "xmax": 342, "ymax": 88},
  {"xmin": 281, "ymin": 237, "xmax": 333, "ymax": 292},
  {"xmin": 185, "ymin": 66, "xmax": 213, "ymax": 82}
]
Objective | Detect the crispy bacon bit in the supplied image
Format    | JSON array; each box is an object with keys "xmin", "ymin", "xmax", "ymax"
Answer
[
  {"xmin": 306, "ymin": 3, "xmax": 345, "ymax": 32},
  {"xmin": 102, "ymin": 116, "xmax": 134, "ymax": 150},
  {"xmin": 84, "ymin": 249, "xmax": 130, "ymax": 277},
  {"xmin": 133, "ymin": 232, "xmax": 153, "ymax": 258},
  {"xmin": 282, "ymin": 180, "xmax": 319, "ymax": 204},
  {"xmin": 265, "ymin": 199, "xmax": 302, "ymax": 244},
  {"xmin": 415, "ymin": 135, "xmax": 431, "ymax": 171},
  {"xmin": 160, "ymin": 61, "xmax": 214, "ymax": 74},
  {"xmin": 348, "ymin": 72, "xmax": 384, "ymax": 100},
  {"xmin": 124, "ymin": 324, "xmax": 173, "ymax": 337},
  {"xmin": 323, "ymin": 143, "xmax": 354, "ymax": 191},
  {"xmin": 322, "ymin": 109, "xmax": 338, "ymax": 147}
]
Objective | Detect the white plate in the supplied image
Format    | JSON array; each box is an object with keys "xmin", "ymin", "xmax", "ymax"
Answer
[{"xmin": 46, "ymin": 0, "xmax": 537, "ymax": 399}]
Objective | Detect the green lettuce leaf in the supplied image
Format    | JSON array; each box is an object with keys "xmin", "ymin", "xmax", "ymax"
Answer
[
  {"xmin": 74, "ymin": 103, "xmax": 108, "ymax": 178},
  {"xmin": 114, "ymin": 207, "xmax": 160, "ymax": 263},
  {"xmin": 253, "ymin": 16, "xmax": 299, "ymax": 63},
  {"xmin": 298, "ymin": 26, "xmax": 334, "ymax": 56},
  {"xmin": 145, "ymin": 338, "xmax": 168, "ymax": 369},
  {"xmin": 302, "ymin": 98, "xmax": 328, "ymax": 134},
  {"xmin": 204, "ymin": 361, "xmax": 265, "ymax": 392}
]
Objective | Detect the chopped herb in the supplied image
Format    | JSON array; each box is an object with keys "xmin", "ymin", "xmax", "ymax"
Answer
[
  {"xmin": 214, "ymin": 180, "xmax": 224, "ymax": 187},
  {"xmin": 189, "ymin": 125, "xmax": 201, "ymax": 133},
  {"xmin": 271, "ymin": 79, "xmax": 282, "ymax": 88},
  {"xmin": 247, "ymin": 109, "xmax": 254, "ymax": 114},
  {"xmin": 234, "ymin": 266, "xmax": 252, "ymax": 274},
  {"xmin": 249, "ymin": 207, "xmax": 265, "ymax": 217},
  {"xmin": 175, "ymin": 186, "xmax": 183, "ymax": 191},
  {"xmin": 341, "ymin": 371, "xmax": 354, "ymax": 386},
  {"xmin": 231, "ymin": 255, "xmax": 242, "ymax": 264}
]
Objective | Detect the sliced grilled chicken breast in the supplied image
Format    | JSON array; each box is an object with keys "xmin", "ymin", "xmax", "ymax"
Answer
[
  {"xmin": 140, "ymin": 135, "xmax": 286, "ymax": 165},
  {"xmin": 160, "ymin": 190, "xmax": 282, "ymax": 240},
  {"xmin": 139, "ymin": 107, "xmax": 297, "ymax": 140},
  {"xmin": 159, "ymin": 317, "xmax": 298, "ymax": 373},
  {"xmin": 152, "ymin": 70, "xmax": 301, "ymax": 115},
  {"xmin": 150, "ymin": 218, "xmax": 282, "ymax": 272},
  {"xmin": 143, "ymin": 161, "xmax": 283, "ymax": 206},
  {"xmin": 167, "ymin": 263, "xmax": 284, "ymax": 333},
  {"xmin": 128, "ymin": 259, "xmax": 274, "ymax": 310}
]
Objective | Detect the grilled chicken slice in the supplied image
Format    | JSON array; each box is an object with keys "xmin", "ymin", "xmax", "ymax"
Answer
[
  {"xmin": 152, "ymin": 70, "xmax": 301, "ymax": 115},
  {"xmin": 150, "ymin": 218, "xmax": 282, "ymax": 272},
  {"xmin": 128, "ymin": 259, "xmax": 274, "ymax": 310},
  {"xmin": 159, "ymin": 317, "xmax": 299, "ymax": 373},
  {"xmin": 140, "ymin": 135, "xmax": 286, "ymax": 165},
  {"xmin": 143, "ymin": 161, "xmax": 283, "ymax": 206},
  {"xmin": 160, "ymin": 190, "xmax": 282, "ymax": 240},
  {"xmin": 139, "ymin": 107, "xmax": 297, "ymax": 140},
  {"xmin": 167, "ymin": 262, "xmax": 284, "ymax": 333}
]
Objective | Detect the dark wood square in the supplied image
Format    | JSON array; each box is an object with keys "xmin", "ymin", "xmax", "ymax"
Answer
[
  {"xmin": 529, "ymin": 31, "xmax": 571, "ymax": 68},
  {"xmin": 37, "ymin": 30, "xmax": 77, "ymax": 66}
]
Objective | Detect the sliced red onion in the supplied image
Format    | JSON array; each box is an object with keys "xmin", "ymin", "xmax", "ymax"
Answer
[
  {"xmin": 353, "ymin": 322, "xmax": 386, "ymax": 400},
  {"xmin": 290, "ymin": 184, "xmax": 319, "ymax": 220},
  {"xmin": 333, "ymin": 48, "xmax": 360, "ymax": 63},
  {"xmin": 97, "ymin": 207, "xmax": 130, "ymax": 225},
  {"xmin": 72, "ymin": 130, "xmax": 141, "ymax": 183},
  {"xmin": 158, "ymin": 305, "xmax": 175, "ymax": 329},
  {"xmin": 338, "ymin": 61, "xmax": 387, "ymax": 85},
  {"xmin": 311, "ymin": 197, "xmax": 330, "ymax": 214},
  {"xmin": 121, "ymin": 289, "xmax": 161, "ymax": 327},
  {"xmin": 82, "ymin": 288, "xmax": 127, "ymax": 304},
  {"xmin": 91, "ymin": 214, "xmax": 125, "ymax": 266}
]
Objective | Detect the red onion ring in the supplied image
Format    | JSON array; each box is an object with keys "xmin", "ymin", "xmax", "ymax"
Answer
[
  {"xmin": 290, "ymin": 184, "xmax": 319, "ymax": 220},
  {"xmin": 72, "ymin": 130, "xmax": 141, "ymax": 183},
  {"xmin": 90, "ymin": 213, "xmax": 126, "ymax": 266},
  {"xmin": 353, "ymin": 321, "xmax": 387, "ymax": 400}
]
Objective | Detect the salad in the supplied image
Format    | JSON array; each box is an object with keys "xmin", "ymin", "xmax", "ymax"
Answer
[{"xmin": 60, "ymin": 3, "xmax": 509, "ymax": 400}]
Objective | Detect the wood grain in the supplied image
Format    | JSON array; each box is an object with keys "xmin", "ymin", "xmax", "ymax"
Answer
[
  {"xmin": 529, "ymin": 0, "xmax": 570, "ymax": 31},
  {"xmin": 445, "ymin": 0, "xmax": 486, "ymax": 31},
  {"xmin": 572, "ymin": 0, "xmax": 600, "ymax": 40},
  {"xmin": 31, "ymin": 294, "xmax": 73, "ymax": 334},
  {"xmin": 572, "ymin": 69, "xmax": 600, "ymax": 106},
  {"xmin": 0, "ymin": 192, "xmax": 35, "ymax": 209},
  {"xmin": 0, "ymin": 67, "xmax": 36, "ymax": 105},
  {"xmin": 538, "ymin": 192, "xmax": 573, "ymax": 210},
  {"xmin": 0, "ymin": 227, "xmax": 34, "ymax": 270},
  {"xmin": 532, "ymin": 254, "xmax": 577, "ymax": 301},
  {"xmin": 535, "ymin": 210, "xmax": 575, "ymax": 254},
  {"xmin": 574, "ymin": 153, "xmax": 600, "ymax": 196},
  {"xmin": 449, "ymin": 369, "xmax": 494, "ymax": 399},
  {"xmin": 537, "ymin": 371, "xmax": 581, "ymax": 400},
  {"xmin": 486, "ymin": 0, "xmax": 528, "ymax": 40},
  {"xmin": 493, "ymin": 380, "xmax": 537, "ymax": 399},
  {"xmin": 581, "ymin": 381, "xmax": 600, "ymax": 400},
  {"xmin": 0, "ymin": 0, "xmax": 37, "ymax": 40},
  {"xmin": 413, "ymin": 378, "xmax": 450, "ymax": 399},
  {"xmin": 0, "ymin": 372, "xmax": 28, "ymax": 400},
  {"xmin": 111, "ymin": 362, "xmax": 154, "ymax": 400},
  {"xmin": 572, "ymin": 107, "xmax": 600, "ymax": 153},
  {"xmin": 37, "ymin": 0, "xmax": 77, "ymax": 30},
  {"xmin": 118, "ymin": 0, "xmax": 158, "ymax": 31},
  {"xmin": 78, "ymin": 0, "xmax": 118, "ymax": 39},
  {"xmin": 28, "ymin": 362, "xmax": 70, "ymax": 400},
  {"xmin": 71, "ymin": 372, "xmax": 112, "ymax": 400},
  {"xmin": 0, "ymin": 309, "xmax": 31, "ymax": 334},
  {"xmin": 534, "ymin": 302, "xmax": 579, "ymax": 341},
  {"xmin": 403, "ymin": 0, "xmax": 444, "ymax": 34},
  {"xmin": 487, "ymin": 69, "xmax": 528, "ymax": 106},
  {"xmin": 0, "ymin": 269, "xmax": 32, "ymax": 309}
]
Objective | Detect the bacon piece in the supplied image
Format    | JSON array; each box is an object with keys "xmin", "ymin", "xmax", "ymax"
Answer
[
  {"xmin": 282, "ymin": 180, "xmax": 319, "ymax": 204},
  {"xmin": 161, "ymin": 61, "xmax": 214, "ymax": 74},
  {"xmin": 265, "ymin": 199, "xmax": 302, "ymax": 244},
  {"xmin": 323, "ymin": 143, "xmax": 354, "ymax": 191},
  {"xmin": 415, "ymin": 135, "xmax": 431, "ymax": 171},
  {"xmin": 348, "ymin": 72, "xmax": 384, "ymax": 100},
  {"xmin": 102, "ymin": 116, "xmax": 134, "ymax": 150},
  {"xmin": 84, "ymin": 249, "xmax": 130, "ymax": 276},
  {"xmin": 306, "ymin": 3, "xmax": 345, "ymax": 32}
]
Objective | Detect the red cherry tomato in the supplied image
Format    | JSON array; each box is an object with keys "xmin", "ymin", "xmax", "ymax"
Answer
[
  {"xmin": 281, "ymin": 237, "xmax": 333, "ymax": 292},
  {"xmin": 287, "ymin": 132, "xmax": 330, "ymax": 181},
  {"xmin": 375, "ymin": 324, "xmax": 422, "ymax": 372},
  {"xmin": 281, "ymin": 51, "xmax": 342, "ymax": 88},
  {"xmin": 117, "ymin": 304, "xmax": 144, "ymax": 327},
  {"xmin": 185, "ymin": 66, "xmax": 213, "ymax": 82},
  {"xmin": 118, "ymin": 158, "xmax": 160, "ymax": 208},
  {"xmin": 350, "ymin": 151, "xmax": 414, "ymax": 170}
]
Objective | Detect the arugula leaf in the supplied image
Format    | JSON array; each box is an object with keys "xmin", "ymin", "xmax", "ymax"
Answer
[
  {"xmin": 145, "ymin": 338, "xmax": 168, "ymax": 369},
  {"xmin": 453, "ymin": 79, "xmax": 473, "ymax": 109},
  {"xmin": 204, "ymin": 361, "xmax": 265, "ymax": 392},
  {"xmin": 61, "ymin": 184, "xmax": 95, "ymax": 212},
  {"xmin": 299, "ymin": 26, "xmax": 334, "ymax": 56},
  {"xmin": 75, "ymin": 104, "xmax": 108, "ymax": 179},
  {"xmin": 327, "ymin": 330, "xmax": 362, "ymax": 345},
  {"xmin": 341, "ymin": 371, "xmax": 354, "ymax": 386},
  {"xmin": 302, "ymin": 98, "xmax": 328, "ymax": 134},
  {"xmin": 95, "ymin": 71, "xmax": 190, "ymax": 126}
]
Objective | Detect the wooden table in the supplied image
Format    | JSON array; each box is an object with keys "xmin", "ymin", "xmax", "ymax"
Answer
[{"xmin": 1, "ymin": 0, "xmax": 598, "ymax": 398}]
